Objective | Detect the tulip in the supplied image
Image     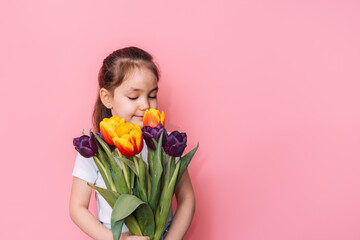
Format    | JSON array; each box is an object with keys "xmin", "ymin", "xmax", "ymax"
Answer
[
  {"xmin": 143, "ymin": 108, "xmax": 165, "ymax": 128},
  {"xmin": 142, "ymin": 123, "xmax": 165, "ymax": 150},
  {"xmin": 100, "ymin": 116, "xmax": 126, "ymax": 145},
  {"xmin": 113, "ymin": 123, "xmax": 143, "ymax": 157},
  {"xmin": 163, "ymin": 131, "xmax": 187, "ymax": 157},
  {"xmin": 96, "ymin": 132, "xmax": 116, "ymax": 151},
  {"xmin": 73, "ymin": 133, "xmax": 97, "ymax": 158}
]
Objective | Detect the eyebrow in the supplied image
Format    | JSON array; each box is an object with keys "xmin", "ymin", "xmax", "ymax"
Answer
[{"xmin": 129, "ymin": 87, "xmax": 159, "ymax": 92}]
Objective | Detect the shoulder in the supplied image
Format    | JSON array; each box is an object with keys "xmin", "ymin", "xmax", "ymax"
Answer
[{"xmin": 72, "ymin": 152, "xmax": 98, "ymax": 184}]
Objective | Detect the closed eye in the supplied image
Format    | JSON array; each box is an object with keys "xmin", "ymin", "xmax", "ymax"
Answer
[{"xmin": 128, "ymin": 97, "xmax": 138, "ymax": 100}]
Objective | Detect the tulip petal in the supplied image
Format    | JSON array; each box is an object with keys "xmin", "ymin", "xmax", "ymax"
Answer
[
  {"xmin": 143, "ymin": 108, "xmax": 163, "ymax": 128},
  {"xmin": 142, "ymin": 124, "xmax": 164, "ymax": 150},
  {"xmin": 73, "ymin": 135, "xmax": 97, "ymax": 157},
  {"xmin": 111, "ymin": 116, "xmax": 126, "ymax": 125},
  {"xmin": 73, "ymin": 137, "xmax": 81, "ymax": 147},
  {"xmin": 143, "ymin": 130, "xmax": 156, "ymax": 150},
  {"xmin": 100, "ymin": 120, "xmax": 116, "ymax": 145},
  {"xmin": 146, "ymin": 115, "xmax": 158, "ymax": 128},
  {"xmin": 132, "ymin": 125, "xmax": 143, "ymax": 154},
  {"xmin": 114, "ymin": 136, "xmax": 135, "ymax": 157},
  {"xmin": 115, "ymin": 122, "xmax": 133, "ymax": 137},
  {"xmin": 163, "ymin": 131, "xmax": 187, "ymax": 157},
  {"xmin": 160, "ymin": 111, "xmax": 165, "ymax": 126},
  {"xmin": 76, "ymin": 146, "xmax": 95, "ymax": 158},
  {"xmin": 89, "ymin": 132, "xmax": 97, "ymax": 152},
  {"xmin": 100, "ymin": 116, "xmax": 126, "ymax": 145}
]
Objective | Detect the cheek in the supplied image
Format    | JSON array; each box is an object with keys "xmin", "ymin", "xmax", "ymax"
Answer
[
  {"xmin": 112, "ymin": 105, "xmax": 133, "ymax": 120},
  {"xmin": 150, "ymin": 100, "xmax": 158, "ymax": 109},
  {"xmin": 111, "ymin": 108, "xmax": 122, "ymax": 119}
]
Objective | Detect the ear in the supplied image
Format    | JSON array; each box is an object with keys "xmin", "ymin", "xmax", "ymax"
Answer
[{"xmin": 99, "ymin": 88, "xmax": 113, "ymax": 109}]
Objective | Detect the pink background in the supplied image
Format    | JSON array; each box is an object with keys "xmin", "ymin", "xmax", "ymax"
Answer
[{"xmin": 1, "ymin": 0, "xmax": 360, "ymax": 239}]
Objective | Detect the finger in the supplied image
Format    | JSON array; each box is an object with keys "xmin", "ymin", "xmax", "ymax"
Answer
[
  {"xmin": 128, "ymin": 236, "xmax": 150, "ymax": 240},
  {"xmin": 120, "ymin": 232, "xmax": 129, "ymax": 240}
]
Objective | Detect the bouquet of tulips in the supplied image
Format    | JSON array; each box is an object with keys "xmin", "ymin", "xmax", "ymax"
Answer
[{"xmin": 73, "ymin": 109, "xmax": 198, "ymax": 240}]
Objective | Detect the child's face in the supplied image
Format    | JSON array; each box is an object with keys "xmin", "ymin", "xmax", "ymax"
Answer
[{"xmin": 109, "ymin": 67, "xmax": 158, "ymax": 127}]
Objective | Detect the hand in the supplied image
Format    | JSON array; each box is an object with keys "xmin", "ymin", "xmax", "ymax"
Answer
[
  {"xmin": 121, "ymin": 232, "xmax": 150, "ymax": 240},
  {"xmin": 126, "ymin": 237, "xmax": 150, "ymax": 240}
]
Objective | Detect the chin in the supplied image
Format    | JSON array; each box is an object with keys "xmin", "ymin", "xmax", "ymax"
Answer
[{"xmin": 132, "ymin": 118, "xmax": 143, "ymax": 127}]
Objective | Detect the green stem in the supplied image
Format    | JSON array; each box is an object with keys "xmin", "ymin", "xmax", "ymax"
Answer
[
  {"xmin": 121, "ymin": 160, "xmax": 130, "ymax": 191},
  {"xmin": 134, "ymin": 156, "xmax": 148, "ymax": 202},
  {"xmin": 94, "ymin": 156, "xmax": 116, "ymax": 191},
  {"xmin": 154, "ymin": 160, "xmax": 181, "ymax": 240},
  {"xmin": 115, "ymin": 149, "xmax": 131, "ymax": 192},
  {"xmin": 148, "ymin": 147, "xmax": 162, "ymax": 213},
  {"xmin": 130, "ymin": 170, "xmax": 135, "ymax": 195},
  {"xmin": 146, "ymin": 166, "xmax": 151, "ymax": 201},
  {"xmin": 158, "ymin": 156, "xmax": 173, "ymax": 212},
  {"xmin": 133, "ymin": 156, "xmax": 140, "ymax": 175},
  {"xmin": 161, "ymin": 151, "xmax": 166, "ymax": 169}
]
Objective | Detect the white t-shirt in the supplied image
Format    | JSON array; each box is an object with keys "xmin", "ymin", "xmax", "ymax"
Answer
[{"xmin": 72, "ymin": 143, "xmax": 173, "ymax": 232}]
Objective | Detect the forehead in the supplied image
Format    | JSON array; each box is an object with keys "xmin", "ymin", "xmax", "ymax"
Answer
[{"xmin": 120, "ymin": 66, "xmax": 158, "ymax": 91}]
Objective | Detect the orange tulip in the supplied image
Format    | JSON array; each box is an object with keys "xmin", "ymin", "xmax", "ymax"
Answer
[
  {"xmin": 99, "ymin": 116, "xmax": 126, "ymax": 145},
  {"xmin": 143, "ymin": 108, "xmax": 165, "ymax": 128},
  {"xmin": 113, "ymin": 123, "xmax": 143, "ymax": 157}
]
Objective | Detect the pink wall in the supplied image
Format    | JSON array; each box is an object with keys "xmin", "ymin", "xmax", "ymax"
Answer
[{"xmin": 1, "ymin": 0, "xmax": 360, "ymax": 239}]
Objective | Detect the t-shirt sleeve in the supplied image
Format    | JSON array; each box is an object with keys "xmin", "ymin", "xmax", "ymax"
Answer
[{"xmin": 72, "ymin": 152, "xmax": 98, "ymax": 184}]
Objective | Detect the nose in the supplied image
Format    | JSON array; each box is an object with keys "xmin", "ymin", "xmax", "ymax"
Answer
[{"xmin": 139, "ymin": 98, "xmax": 150, "ymax": 110}]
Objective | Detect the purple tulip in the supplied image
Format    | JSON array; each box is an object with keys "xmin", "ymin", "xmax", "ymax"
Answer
[
  {"xmin": 73, "ymin": 133, "xmax": 97, "ymax": 158},
  {"xmin": 163, "ymin": 131, "xmax": 187, "ymax": 157},
  {"xmin": 142, "ymin": 123, "xmax": 165, "ymax": 150}
]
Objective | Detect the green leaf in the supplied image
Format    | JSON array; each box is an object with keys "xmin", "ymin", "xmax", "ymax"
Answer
[
  {"xmin": 112, "ymin": 219, "xmax": 123, "ymax": 240},
  {"xmin": 133, "ymin": 177, "xmax": 139, "ymax": 198},
  {"xmin": 96, "ymin": 144, "xmax": 107, "ymax": 165},
  {"xmin": 169, "ymin": 156, "xmax": 175, "ymax": 181},
  {"xmin": 117, "ymin": 157, "xmax": 138, "ymax": 175},
  {"xmin": 111, "ymin": 194, "xmax": 154, "ymax": 239},
  {"xmin": 93, "ymin": 133, "xmax": 129, "ymax": 194},
  {"xmin": 93, "ymin": 131, "xmax": 112, "ymax": 156},
  {"xmin": 138, "ymin": 155, "xmax": 148, "ymax": 202},
  {"xmin": 93, "ymin": 156, "xmax": 114, "ymax": 191},
  {"xmin": 135, "ymin": 203, "xmax": 155, "ymax": 238},
  {"xmin": 161, "ymin": 151, "xmax": 166, "ymax": 170},
  {"xmin": 87, "ymin": 183, "xmax": 119, "ymax": 208},
  {"xmin": 148, "ymin": 132, "xmax": 164, "ymax": 212},
  {"xmin": 175, "ymin": 143, "xmax": 199, "ymax": 188},
  {"xmin": 125, "ymin": 214, "xmax": 143, "ymax": 236}
]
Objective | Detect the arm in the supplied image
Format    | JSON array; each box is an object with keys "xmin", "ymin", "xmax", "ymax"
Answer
[
  {"xmin": 164, "ymin": 170, "xmax": 195, "ymax": 240},
  {"xmin": 69, "ymin": 177, "xmax": 149, "ymax": 240},
  {"xmin": 69, "ymin": 176, "xmax": 114, "ymax": 240}
]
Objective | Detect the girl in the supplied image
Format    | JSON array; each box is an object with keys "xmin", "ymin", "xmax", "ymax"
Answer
[{"xmin": 69, "ymin": 47, "xmax": 195, "ymax": 240}]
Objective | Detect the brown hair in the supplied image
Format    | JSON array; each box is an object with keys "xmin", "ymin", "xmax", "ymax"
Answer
[{"xmin": 92, "ymin": 46, "xmax": 160, "ymax": 132}]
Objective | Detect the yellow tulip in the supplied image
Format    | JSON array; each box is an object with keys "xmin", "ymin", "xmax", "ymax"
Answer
[
  {"xmin": 113, "ymin": 123, "xmax": 143, "ymax": 157},
  {"xmin": 99, "ymin": 116, "xmax": 126, "ymax": 145},
  {"xmin": 143, "ymin": 108, "xmax": 165, "ymax": 128}
]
